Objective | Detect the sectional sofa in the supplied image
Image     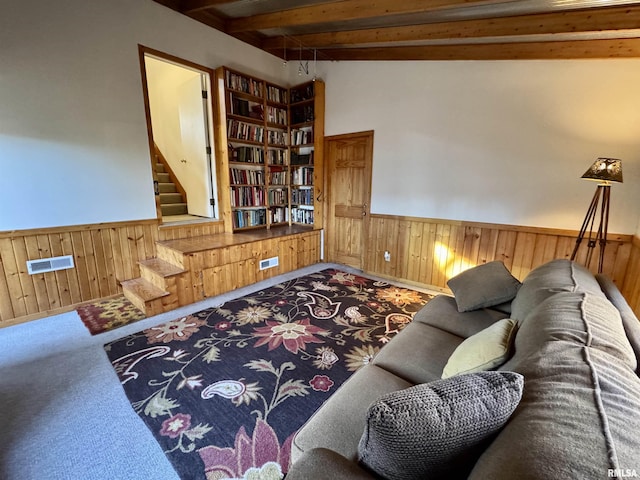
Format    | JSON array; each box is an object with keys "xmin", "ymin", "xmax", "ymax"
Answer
[{"xmin": 286, "ymin": 259, "xmax": 640, "ymax": 479}]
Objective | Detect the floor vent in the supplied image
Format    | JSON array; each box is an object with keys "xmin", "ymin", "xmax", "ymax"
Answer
[
  {"xmin": 259, "ymin": 256, "xmax": 279, "ymax": 271},
  {"xmin": 27, "ymin": 255, "xmax": 74, "ymax": 275}
]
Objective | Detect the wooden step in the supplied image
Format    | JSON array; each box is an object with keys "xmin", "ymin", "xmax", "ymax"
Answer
[
  {"xmin": 122, "ymin": 278, "xmax": 169, "ymax": 317},
  {"xmin": 139, "ymin": 258, "xmax": 186, "ymax": 277}
]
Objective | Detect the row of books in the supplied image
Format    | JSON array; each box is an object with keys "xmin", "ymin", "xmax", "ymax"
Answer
[
  {"xmin": 268, "ymin": 149, "xmax": 287, "ymax": 165},
  {"xmin": 267, "ymin": 129, "xmax": 287, "ymax": 147},
  {"xmin": 291, "ymin": 206, "xmax": 314, "ymax": 224},
  {"xmin": 269, "ymin": 206, "xmax": 288, "ymax": 224},
  {"xmin": 230, "ymin": 168, "xmax": 265, "ymax": 185},
  {"xmin": 291, "ymin": 151, "xmax": 314, "ymax": 165},
  {"xmin": 267, "ymin": 85, "xmax": 287, "ymax": 104},
  {"xmin": 230, "ymin": 186, "xmax": 265, "ymax": 207},
  {"xmin": 228, "ymin": 120, "xmax": 264, "ymax": 143},
  {"xmin": 291, "ymin": 128, "xmax": 313, "ymax": 146},
  {"xmin": 227, "ymin": 71, "xmax": 262, "ymax": 98},
  {"xmin": 266, "ymin": 106, "xmax": 287, "ymax": 125},
  {"xmin": 269, "ymin": 169, "xmax": 288, "ymax": 185},
  {"xmin": 268, "ymin": 188, "xmax": 288, "ymax": 205},
  {"xmin": 231, "ymin": 97, "xmax": 263, "ymax": 120},
  {"xmin": 290, "ymin": 84, "xmax": 314, "ymax": 103},
  {"xmin": 292, "ymin": 187, "xmax": 313, "ymax": 205},
  {"xmin": 233, "ymin": 208, "xmax": 266, "ymax": 229},
  {"xmin": 292, "ymin": 166, "xmax": 314, "ymax": 186},
  {"xmin": 231, "ymin": 146, "xmax": 264, "ymax": 164},
  {"xmin": 291, "ymin": 104, "xmax": 314, "ymax": 124}
]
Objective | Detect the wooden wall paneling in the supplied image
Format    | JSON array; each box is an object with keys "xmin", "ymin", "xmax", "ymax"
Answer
[
  {"xmin": 48, "ymin": 233, "xmax": 72, "ymax": 308},
  {"xmin": 0, "ymin": 238, "xmax": 23, "ymax": 319},
  {"xmin": 24, "ymin": 235, "xmax": 49, "ymax": 313},
  {"xmin": 70, "ymin": 231, "xmax": 91, "ymax": 301},
  {"xmin": 13, "ymin": 236, "xmax": 40, "ymax": 315},
  {"xmin": 0, "ymin": 242, "xmax": 14, "ymax": 321}
]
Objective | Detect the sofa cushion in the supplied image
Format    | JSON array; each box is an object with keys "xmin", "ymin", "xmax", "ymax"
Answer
[
  {"xmin": 413, "ymin": 295, "xmax": 508, "ymax": 339},
  {"xmin": 291, "ymin": 364, "xmax": 412, "ymax": 463},
  {"xmin": 471, "ymin": 292, "xmax": 640, "ymax": 480},
  {"xmin": 358, "ymin": 371, "xmax": 524, "ymax": 480},
  {"xmin": 596, "ymin": 273, "xmax": 640, "ymax": 374},
  {"xmin": 447, "ymin": 261, "xmax": 521, "ymax": 312},
  {"xmin": 510, "ymin": 259, "xmax": 603, "ymax": 322},
  {"xmin": 372, "ymin": 321, "xmax": 463, "ymax": 384},
  {"xmin": 442, "ymin": 318, "xmax": 518, "ymax": 379}
]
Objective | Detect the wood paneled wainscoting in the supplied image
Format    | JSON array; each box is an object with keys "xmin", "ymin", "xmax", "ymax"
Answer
[
  {"xmin": 363, "ymin": 214, "xmax": 640, "ymax": 316},
  {"xmin": 0, "ymin": 219, "xmax": 320, "ymax": 327}
]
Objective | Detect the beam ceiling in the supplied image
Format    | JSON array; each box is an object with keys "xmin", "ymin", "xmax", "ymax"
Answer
[{"xmin": 152, "ymin": 0, "xmax": 640, "ymax": 60}]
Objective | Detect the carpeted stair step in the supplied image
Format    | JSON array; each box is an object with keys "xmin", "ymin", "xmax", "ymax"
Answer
[
  {"xmin": 161, "ymin": 203, "xmax": 188, "ymax": 216},
  {"xmin": 158, "ymin": 182, "xmax": 177, "ymax": 193},
  {"xmin": 121, "ymin": 278, "xmax": 169, "ymax": 317},
  {"xmin": 160, "ymin": 192, "xmax": 184, "ymax": 205},
  {"xmin": 157, "ymin": 172, "xmax": 171, "ymax": 183},
  {"xmin": 156, "ymin": 162, "xmax": 166, "ymax": 174}
]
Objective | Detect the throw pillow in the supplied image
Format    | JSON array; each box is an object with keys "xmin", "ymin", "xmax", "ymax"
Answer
[
  {"xmin": 448, "ymin": 261, "xmax": 521, "ymax": 312},
  {"xmin": 442, "ymin": 318, "xmax": 518, "ymax": 379},
  {"xmin": 358, "ymin": 371, "xmax": 524, "ymax": 480}
]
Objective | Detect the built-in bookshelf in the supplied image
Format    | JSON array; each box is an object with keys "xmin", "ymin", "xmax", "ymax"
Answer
[{"xmin": 216, "ymin": 67, "xmax": 324, "ymax": 232}]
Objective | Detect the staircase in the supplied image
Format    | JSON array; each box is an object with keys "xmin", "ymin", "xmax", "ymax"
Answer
[
  {"xmin": 154, "ymin": 147, "xmax": 188, "ymax": 217},
  {"xmin": 122, "ymin": 254, "xmax": 187, "ymax": 317}
]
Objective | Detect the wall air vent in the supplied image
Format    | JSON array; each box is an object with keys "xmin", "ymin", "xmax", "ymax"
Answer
[
  {"xmin": 259, "ymin": 256, "xmax": 279, "ymax": 271},
  {"xmin": 26, "ymin": 255, "xmax": 74, "ymax": 275}
]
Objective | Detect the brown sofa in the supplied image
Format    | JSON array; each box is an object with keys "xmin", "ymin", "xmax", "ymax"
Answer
[{"xmin": 287, "ymin": 260, "xmax": 640, "ymax": 479}]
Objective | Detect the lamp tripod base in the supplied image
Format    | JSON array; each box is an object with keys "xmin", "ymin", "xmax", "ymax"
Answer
[{"xmin": 570, "ymin": 184, "xmax": 610, "ymax": 273}]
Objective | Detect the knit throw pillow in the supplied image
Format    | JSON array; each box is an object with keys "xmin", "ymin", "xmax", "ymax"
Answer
[{"xmin": 358, "ymin": 371, "xmax": 524, "ymax": 480}]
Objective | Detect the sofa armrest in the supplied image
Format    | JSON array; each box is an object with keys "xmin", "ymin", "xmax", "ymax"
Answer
[{"xmin": 286, "ymin": 448, "xmax": 375, "ymax": 480}]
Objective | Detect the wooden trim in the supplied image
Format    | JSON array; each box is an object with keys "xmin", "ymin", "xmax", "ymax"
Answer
[
  {"xmin": 634, "ymin": 235, "xmax": 640, "ymax": 249},
  {"xmin": 0, "ymin": 219, "xmax": 159, "ymax": 239},
  {"xmin": 370, "ymin": 213, "xmax": 633, "ymax": 241},
  {"xmin": 154, "ymin": 143, "xmax": 188, "ymax": 202}
]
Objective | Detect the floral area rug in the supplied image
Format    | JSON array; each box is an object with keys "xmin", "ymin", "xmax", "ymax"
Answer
[
  {"xmin": 104, "ymin": 269, "xmax": 433, "ymax": 480},
  {"xmin": 77, "ymin": 295, "xmax": 146, "ymax": 335}
]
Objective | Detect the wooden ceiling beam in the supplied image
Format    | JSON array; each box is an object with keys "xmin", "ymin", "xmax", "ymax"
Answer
[
  {"xmin": 226, "ymin": 0, "xmax": 512, "ymax": 33},
  {"xmin": 180, "ymin": 0, "xmax": 239, "ymax": 14},
  {"xmin": 312, "ymin": 38, "xmax": 640, "ymax": 61},
  {"xmin": 263, "ymin": 6, "xmax": 640, "ymax": 49}
]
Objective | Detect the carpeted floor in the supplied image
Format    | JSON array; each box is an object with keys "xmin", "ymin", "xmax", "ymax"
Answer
[
  {"xmin": 77, "ymin": 295, "xmax": 146, "ymax": 335},
  {"xmin": 105, "ymin": 269, "xmax": 433, "ymax": 480}
]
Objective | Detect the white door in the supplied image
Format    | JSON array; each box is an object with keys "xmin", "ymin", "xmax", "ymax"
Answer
[{"xmin": 178, "ymin": 74, "xmax": 215, "ymax": 218}]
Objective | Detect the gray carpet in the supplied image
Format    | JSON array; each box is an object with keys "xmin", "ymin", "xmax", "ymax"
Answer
[{"xmin": 0, "ymin": 263, "xmax": 437, "ymax": 479}]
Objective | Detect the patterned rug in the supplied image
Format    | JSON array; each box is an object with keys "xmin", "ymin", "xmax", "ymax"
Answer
[
  {"xmin": 77, "ymin": 295, "xmax": 146, "ymax": 335},
  {"xmin": 105, "ymin": 269, "xmax": 433, "ymax": 479}
]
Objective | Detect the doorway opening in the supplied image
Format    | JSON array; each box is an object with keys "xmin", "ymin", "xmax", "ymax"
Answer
[{"xmin": 140, "ymin": 47, "xmax": 219, "ymax": 224}]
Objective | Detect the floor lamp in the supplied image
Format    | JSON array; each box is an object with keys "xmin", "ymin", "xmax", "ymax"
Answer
[{"xmin": 570, "ymin": 158, "xmax": 623, "ymax": 273}]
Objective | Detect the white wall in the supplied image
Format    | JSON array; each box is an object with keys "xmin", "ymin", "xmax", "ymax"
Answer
[
  {"xmin": 0, "ymin": 0, "xmax": 287, "ymax": 231},
  {"xmin": 322, "ymin": 60, "xmax": 640, "ymax": 234}
]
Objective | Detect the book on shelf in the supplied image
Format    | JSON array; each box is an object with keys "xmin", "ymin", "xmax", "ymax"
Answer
[
  {"xmin": 266, "ymin": 85, "xmax": 287, "ymax": 104},
  {"xmin": 290, "ymin": 83, "xmax": 314, "ymax": 103},
  {"xmin": 269, "ymin": 206, "xmax": 289, "ymax": 224},
  {"xmin": 230, "ymin": 186, "xmax": 265, "ymax": 207},
  {"xmin": 290, "ymin": 151, "xmax": 314, "ymax": 165},
  {"xmin": 233, "ymin": 208, "xmax": 266, "ymax": 229},
  {"xmin": 227, "ymin": 120, "xmax": 264, "ymax": 143},
  {"xmin": 266, "ymin": 106, "xmax": 287, "ymax": 125},
  {"xmin": 291, "ymin": 206, "xmax": 314, "ymax": 224},
  {"xmin": 291, "ymin": 166, "xmax": 314, "ymax": 186},
  {"xmin": 267, "ymin": 129, "xmax": 288, "ymax": 146},
  {"xmin": 226, "ymin": 71, "xmax": 263, "ymax": 97},
  {"xmin": 291, "ymin": 187, "xmax": 313, "ymax": 205},
  {"xmin": 267, "ymin": 149, "xmax": 287, "ymax": 165},
  {"xmin": 268, "ymin": 188, "xmax": 288, "ymax": 205},
  {"xmin": 290, "ymin": 127, "xmax": 313, "ymax": 146},
  {"xmin": 230, "ymin": 146, "xmax": 264, "ymax": 164},
  {"xmin": 291, "ymin": 104, "xmax": 314, "ymax": 124},
  {"xmin": 230, "ymin": 168, "xmax": 265, "ymax": 185}
]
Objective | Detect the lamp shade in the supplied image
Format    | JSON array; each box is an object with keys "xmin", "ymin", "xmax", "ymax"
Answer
[{"xmin": 581, "ymin": 157, "xmax": 623, "ymax": 183}]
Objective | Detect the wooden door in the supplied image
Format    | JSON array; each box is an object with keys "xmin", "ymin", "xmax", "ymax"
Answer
[{"xmin": 325, "ymin": 131, "xmax": 373, "ymax": 269}]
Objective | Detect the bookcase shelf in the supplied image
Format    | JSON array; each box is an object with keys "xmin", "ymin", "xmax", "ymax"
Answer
[{"xmin": 216, "ymin": 67, "xmax": 324, "ymax": 233}]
